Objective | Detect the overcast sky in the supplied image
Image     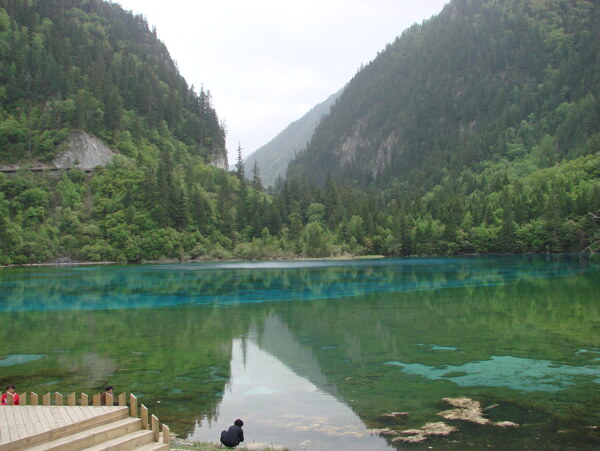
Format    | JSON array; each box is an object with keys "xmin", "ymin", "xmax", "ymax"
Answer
[{"xmin": 116, "ymin": 0, "xmax": 449, "ymax": 163}]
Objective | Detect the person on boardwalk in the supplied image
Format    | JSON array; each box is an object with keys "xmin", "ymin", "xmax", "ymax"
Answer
[
  {"xmin": 220, "ymin": 419, "xmax": 244, "ymax": 448},
  {"xmin": 1, "ymin": 384, "xmax": 20, "ymax": 405},
  {"xmin": 100, "ymin": 385, "xmax": 117, "ymax": 406}
]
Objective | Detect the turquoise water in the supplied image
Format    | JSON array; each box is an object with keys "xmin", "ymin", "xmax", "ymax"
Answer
[{"xmin": 1, "ymin": 255, "xmax": 599, "ymax": 449}]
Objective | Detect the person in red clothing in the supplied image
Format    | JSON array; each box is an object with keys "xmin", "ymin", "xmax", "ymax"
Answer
[{"xmin": 1, "ymin": 384, "xmax": 20, "ymax": 405}]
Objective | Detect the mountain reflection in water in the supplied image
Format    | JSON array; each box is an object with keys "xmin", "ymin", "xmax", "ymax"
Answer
[{"xmin": 191, "ymin": 333, "xmax": 392, "ymax": 450}]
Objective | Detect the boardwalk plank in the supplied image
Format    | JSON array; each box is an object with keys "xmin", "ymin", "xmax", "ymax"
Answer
[
  {"xmin": 62, "ymin": 405, "xmax": 79, "ymax": 424},
  {"xmin": 40, "ymin": 405, "xmax": 59, "ymax": 429},
  {"xmin": 0, "ymin": 404, "xmax": 152, "ymax": 449},
  {"xmin": 82, "ymin": 406, "xmax": 96, "ymax": 419},
  {"xmin": 5, "ymin": 408, "xmax": 17, "ymax": 441},
  {"xmin": 13, "ymin": 407, "xmax": 25, "ymax": 426},
  {"xmin": 0, "ymin": 407, "xmax": 8, "ymax": 428},
  {"xmin": 0, "ymin": 421, "xmax": 10, "ymax": 445},
  {"xmin": 28, "ymin": 407, "xmax": 46, "ymax": 435},
  {"xmin": 21, "ymin": 407, "xmax": 38, "ymax": 437},
  {"xmin": 17, "ymin": 423, "xmax": 28, "ymax": 441},
  {"xmin": 52, "ymin": 406, "xmax": 67, "ymax": 432}
]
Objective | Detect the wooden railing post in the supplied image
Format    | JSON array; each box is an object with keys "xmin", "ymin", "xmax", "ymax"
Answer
[
  {"xmin": 6, "ymin": 393, "xmax": 13, "ymax": 405},
  {"xmin": 162, "ymin": 424, "xmax": 171, "ymax": 444},
  {"xmin": 15, "ymin": 390, "xmax": 170, "ymax": 447},
  {"xmin": 130, "ymin": 394, "xmax": 138, "ymax": 418},
  {"xmin": 141, "ymin": 405, "xmax": 149, "ymax": 429},
  {"xmin": 151, "ymin": 414, "xmax": 159, "ymax": 442},
  {"xmin": 105, "ymin": 393, "xmax": 113, "ymax": 406}
]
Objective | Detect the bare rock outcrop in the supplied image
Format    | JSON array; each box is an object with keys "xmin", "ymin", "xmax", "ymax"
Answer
[
  {"xmin": 209, "ymin": 151, "xmax": 229, "ymax": 171},
  {"xmin": 53, "ymin": 131, "xmax": 116, "ymax": 169}
]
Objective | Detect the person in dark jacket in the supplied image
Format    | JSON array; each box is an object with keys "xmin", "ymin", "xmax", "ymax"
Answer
[
  {"xmin": 220, "ymin": 419, "xmax": 244, "ymax": 448},
  {"xmin": 100, "ymin": 385, "xmax": 118, "ymax": 405}
]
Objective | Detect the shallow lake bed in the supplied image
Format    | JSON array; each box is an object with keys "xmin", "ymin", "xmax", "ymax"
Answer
[{"xmin": 1, "ymin": 255, "xmax": 599, "ymax": 449}]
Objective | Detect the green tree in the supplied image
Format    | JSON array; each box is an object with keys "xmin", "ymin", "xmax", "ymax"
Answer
[
  {"xmin": 251, "ymin": 160, "xmax": 263, "ymax": 191},
  {"xmin": 303, "ymin": 221, "xmax": 329, "ymax": 257}
]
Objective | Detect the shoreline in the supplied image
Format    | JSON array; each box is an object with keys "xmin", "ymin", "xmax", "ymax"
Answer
[
  {"xmin": 0, "ymin": 254, "xmax": 386, "ymax": 270},
  {"xmin": 2, "ymin": 251, "xmax": 589, "ymax": 270}
]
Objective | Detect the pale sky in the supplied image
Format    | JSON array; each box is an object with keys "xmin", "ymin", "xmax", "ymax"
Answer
[{"xmin": 115, "ymin": 0, "xmax": 449, "ymax": 163}]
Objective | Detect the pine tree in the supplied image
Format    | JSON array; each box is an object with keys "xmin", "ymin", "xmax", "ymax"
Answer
[
  {"xmin": 235, "ymin": 144, "xmax": 245, "ymax": 183},
  {"xmin": 251, "ymin": 160, "xmax": 263, "ymax": 191}
]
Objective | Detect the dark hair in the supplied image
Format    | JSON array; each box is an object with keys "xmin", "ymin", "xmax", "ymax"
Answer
[
  {"xmin": 105, "ymin": 386, "xmax": 113, "ymax": 391},
  {"xmin": 6, "ymin": 385, "xmax": 15, "ymax": 390},
  {"xmin": 234, "ymin": 419, "xmax": 244, "ymax": 427}
]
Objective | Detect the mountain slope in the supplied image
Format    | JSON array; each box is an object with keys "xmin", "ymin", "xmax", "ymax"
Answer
[
  {"xmin": 0, "ymin": 0, "xmax": 226, "ymax": 168},
  {"xmin": 287, "ymin": 0, "xmax": 600, "ymax": 192},
  {"xmin": 0, "ymin": 0, "xmax": 280, "ymax": 265},
  {"xmin": 245, "ymin": 90, "xmax": 340, "ymax": 188},
  {"xmin": 1, "ymin": 0, "xmax": 598, "ymax": 265}
]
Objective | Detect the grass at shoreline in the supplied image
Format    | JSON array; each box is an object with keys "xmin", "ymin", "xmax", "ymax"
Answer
[{"xmin": 171, "ymin": 440, "xmax": 290, "ymax": 451}]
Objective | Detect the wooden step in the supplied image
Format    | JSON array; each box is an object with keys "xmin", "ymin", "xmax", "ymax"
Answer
[
  {"xmin": 26, "ymin": 417, "xmax": 143, "ymax": 451},
  {"xmin": 79, "ymin": 428, "xmax": 155, "ymax": 451},
  {"xmin": 2, "ymin": 407, "xmax": 130, "ymax": 451}
]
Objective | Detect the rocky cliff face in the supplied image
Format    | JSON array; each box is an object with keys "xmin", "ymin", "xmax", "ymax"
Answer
[
  {"xmin": 52, "ymin": 131, "xmax": 229, "ymax": 172},
  {"xmin": 53, "ymin": 132, "xmax": 116, "ymax": 169},
  {"xmin": 287, "ymin": 0, "xmax": 600, "ymax": 190},
  {"xmin": 209, "ymin": 150, "xmax": 229, "ymax": 171}
]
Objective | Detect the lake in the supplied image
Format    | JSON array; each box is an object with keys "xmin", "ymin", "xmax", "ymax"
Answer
[{"xmin": 1, "ymin": 255, "xmax": 599, "ymax": 449}]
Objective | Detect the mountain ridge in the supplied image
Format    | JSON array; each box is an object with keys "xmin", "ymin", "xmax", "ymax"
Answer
[
  {"xmin": 0, "ymin": 0, "xmax": 599, "ymax": 265},
  {"xmin": 287, "ymin": 0, "xmax": 600, "ymax": 193},
  {"xmin": 245, "ymin": 90, "xmax": 341, "ymax": 188}
]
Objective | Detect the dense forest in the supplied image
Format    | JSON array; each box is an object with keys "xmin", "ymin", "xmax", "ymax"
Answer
[
  {"xmin": 284, "ymin": 0, "xmax": 600, "ymax": 256},
  {"xmin": 0, "ymin": 0, "xmax": 226, "ymax": 166},
  {"xmin": 289, "ymin": 0, "xmax": 600, "ymax": 190},
  {"xmin": 0, "ymin": 0, "xmax": 599, "ymax": 265}
]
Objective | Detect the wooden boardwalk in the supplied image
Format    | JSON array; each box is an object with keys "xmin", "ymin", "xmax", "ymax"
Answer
[
  {"xmin": 0, "ymin": 392, "xmax": 170, "ymax": 450},
  {"xmin": 0, "ymin": 405, "xmax": 125, "ymax": 447}
]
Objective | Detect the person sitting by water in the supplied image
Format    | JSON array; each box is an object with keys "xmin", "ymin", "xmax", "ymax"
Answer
[
  {"xmin": 220, "ymin": 419, "xmax": 244, "ymax": 448},
  {"xmin": 1, "ymin": 384, "xmax": 20, "ymax": 405},
  {"xmin": 100, "ymin": 385, "xmax": 118, "ymax": 406}
]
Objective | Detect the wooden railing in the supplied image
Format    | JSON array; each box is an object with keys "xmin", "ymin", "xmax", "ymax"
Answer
[{"xmin": 3, "ymin": 391, "xmax": 170, "ymax": 445}]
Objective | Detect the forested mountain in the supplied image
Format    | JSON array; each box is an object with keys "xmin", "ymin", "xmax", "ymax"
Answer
[
  {"xmin": 245, "ymin": 90, "xmax": 340, "ymax": 189},
  {"xmin": 0, "ymin": 0, "xmax": 226, "ymax": 168},
  {"xmin": 0, "ymin": 0, "xmax": 261, "ymax": 265},
  {"xmin": 0, "ymin": 0, "xmax": 599, "ymax": 265},
  {"xmin": 288, "ymin": 0, "xmax": 600, "ymax": 192}
]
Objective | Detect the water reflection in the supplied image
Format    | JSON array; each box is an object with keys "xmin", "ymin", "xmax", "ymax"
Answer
[
  {"xmin": 0, "ymin": 256, "xmax": 599, "ymax": 449},
  {"xmin": 0, "ymin": 354, "xmax": 45, "ymax": 366},
  {"xmin": 191, "ymin": 336, "xmax": 392, "ymax": 451}
]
